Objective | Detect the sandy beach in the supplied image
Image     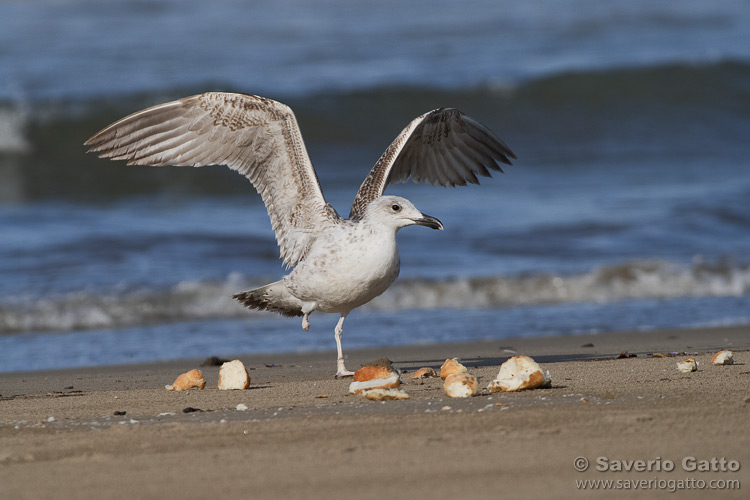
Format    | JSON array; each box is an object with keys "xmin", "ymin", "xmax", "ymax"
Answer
[{"xmin": 2, "ymin": 325, "xmax": 749, "ymax": 499}]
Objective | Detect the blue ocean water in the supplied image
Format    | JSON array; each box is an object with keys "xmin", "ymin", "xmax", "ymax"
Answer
[{"xmin": 0, "ymin": 0, "xmax": 748, "ymax": 372}]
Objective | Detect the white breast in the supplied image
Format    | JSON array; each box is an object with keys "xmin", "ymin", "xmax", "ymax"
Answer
[{"xmin": 284, "ymin": 222, "xmax": 401, "ymax": 314}]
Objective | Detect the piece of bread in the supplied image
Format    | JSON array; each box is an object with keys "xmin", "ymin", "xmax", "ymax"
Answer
[
  {"xmin": 218, "ymin": 360, "xmax": 251, "ymax": 390},
  {"xmin": 444, "ymin": 373, "xmax": 478, "ymax": 398},
  {"xmin": 676, "ymin": 358, "xmax": 697, "ymax": 373},
  {"xmin": 487, "ymin": 355, "xmax": 547, "ymax": 392},
  {"xmin": 349, "ymin": 373, "xmax": 401, "ymax": 394},
  {"xmin": 362, "ymin": 388, "xmax": 410, "ymax": 401},
  {"xmin": 710, "ymin": 350, "xmax": 734, "ymax": 365},
  {"xmin": 440, "ymin": 358, "xmax": 468, "ymax": 380},
  {"xmin": 166, "ymin": 369, "xmax": 206, "ymax": 391},
  {"xmin": 354, "ymin": 365, "xmax": 396, "ymax": 382},
  {"xmin": 412, "ymin": 367, "xmax": 438, "ymax": 379}
]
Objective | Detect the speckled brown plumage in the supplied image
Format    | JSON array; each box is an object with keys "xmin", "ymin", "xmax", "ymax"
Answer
[
  {"xmin": 84, "ymin": 92, "xmax": 515, "ymax": 377},
  {"xmin": 85, "ymin": 92, "xmax": 337, "ymax": 267}
]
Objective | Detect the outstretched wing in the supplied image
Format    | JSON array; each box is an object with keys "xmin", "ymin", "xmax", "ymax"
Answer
[
  {"xmin": 85, "ymin": 92, "xmax": 339, "ymax": 267},
  {"xmin": 350, "ymin": 108, "xmax": 515, "ymax": 218}
]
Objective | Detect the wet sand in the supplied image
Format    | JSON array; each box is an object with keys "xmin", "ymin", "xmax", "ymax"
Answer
[{"xmin": 2, "ymin": 325, "xmax": 749, "ymax": 499}]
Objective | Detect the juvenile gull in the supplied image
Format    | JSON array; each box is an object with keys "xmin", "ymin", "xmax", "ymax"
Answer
[{"xmin": 85, "ymin": 93, "xmax": 515, "ymax": 377}]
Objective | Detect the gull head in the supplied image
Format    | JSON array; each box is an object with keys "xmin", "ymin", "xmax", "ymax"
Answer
[{"xmin": 363, "ymin": 195, "xmax": 444, "ymax": 231}]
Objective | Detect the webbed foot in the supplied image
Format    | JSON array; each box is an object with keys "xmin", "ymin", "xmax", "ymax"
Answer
[{"xmin": 334, "ymin": 370, "xmax": 355, "ymax": 379}]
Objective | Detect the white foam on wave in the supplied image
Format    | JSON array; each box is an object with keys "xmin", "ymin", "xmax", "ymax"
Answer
[
  {"xmin": 0, "ymin": 108, "xmax": 29, "ymax": 153},
  {"xmin": 0, "ymin": 259, "xmax": 748, "ymax": 335},
  {"xmin": 0, "ymin": 273, "xmax": 259, "ymax": 334},
  {"xmin": 372, "ymin": 259, "xmax": 750, "ymax": 311}
]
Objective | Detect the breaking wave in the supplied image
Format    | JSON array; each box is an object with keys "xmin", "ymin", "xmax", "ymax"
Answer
[
  {"xmin": 1, "ymin": 259, "xmax": 748, "ymax": 335},
  {"xmin": 0, "ymin": 107, "xmax": 29, "ymax": 154}
]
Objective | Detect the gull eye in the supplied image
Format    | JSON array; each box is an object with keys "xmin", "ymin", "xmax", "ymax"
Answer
[{"xmin": 391, "ymin": 204, "xmax": 401, "ymax": 212}]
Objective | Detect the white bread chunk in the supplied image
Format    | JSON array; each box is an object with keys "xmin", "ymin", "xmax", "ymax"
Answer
[
  {"xmin": 440, "ymin": 358, "xmax": 468, "ymax": 380},
  {"xmin": 218, "ymin": 359, "xmax": 251, "ymax": 390},
  {"xmin": 710, "ymin": 350, "xmax": 734, "ymax": 365},
  {"xmin": 676, "ymin": 358, "xmax": 698, "ymax": 373},
  {"xmin": 444, "ymin": 373, "xmax": 478, "ymax": 398},
  {"xmin": 487, "ymin": 355, "xmax": 547, "ymax": 392}
]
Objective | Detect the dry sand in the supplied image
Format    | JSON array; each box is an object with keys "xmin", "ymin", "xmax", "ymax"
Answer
[{"xmin": 2, "ymin": 325, "xmax": 749, "ymax": 499}]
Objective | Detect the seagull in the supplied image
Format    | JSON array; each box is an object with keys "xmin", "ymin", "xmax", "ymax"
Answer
[{"xmin": 85, "ymin": 92, "xmax": 515, "ymax": 378}]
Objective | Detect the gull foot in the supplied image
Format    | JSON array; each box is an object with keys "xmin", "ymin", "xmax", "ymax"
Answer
[{"xmin": 334, "ymin": 370, "xmax": 355, "ymax": 379}]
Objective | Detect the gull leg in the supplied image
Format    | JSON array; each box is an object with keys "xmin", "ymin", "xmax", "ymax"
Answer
[
  {"xmin": 302, "ymin": 313, "xmax": 310, "ymax": 331},
  {"xmin": 334, "ymin": 315, "xmax": 354, "ymax": 379}
]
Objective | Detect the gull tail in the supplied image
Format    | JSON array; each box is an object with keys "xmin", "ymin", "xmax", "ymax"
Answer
[{"xmin": 233, "ymin": 280, "xmax": 304, "ymax": 317}]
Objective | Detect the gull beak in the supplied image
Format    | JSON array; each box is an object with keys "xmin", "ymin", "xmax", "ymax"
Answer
[{"xmin": 412, "ymin": 213, "xmax": 444, "ymax": 231}]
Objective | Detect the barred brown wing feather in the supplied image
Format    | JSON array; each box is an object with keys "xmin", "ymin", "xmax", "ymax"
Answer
[
  {"xmin": 350, "ymin": 108, "xmax": 515, "ymax": 218},
  {"xmin": 85, "ymin": 92, "xmax": 338, "ymax": 267}
]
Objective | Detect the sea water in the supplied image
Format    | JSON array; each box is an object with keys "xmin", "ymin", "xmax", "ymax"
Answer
[{"xmin": 0, "ymin": 0, "xmax": 748, "ymax": 371}]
